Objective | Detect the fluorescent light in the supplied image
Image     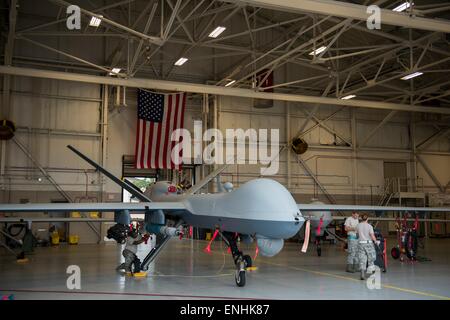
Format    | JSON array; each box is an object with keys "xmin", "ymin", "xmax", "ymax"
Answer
[
  {"xmin": 109, "ymin": 68, "xmax": 121, "ymax": 75},
  {"xmin": 174, "ymin": 57, "xmax": 188, "ymax": 66},
  {"xmin": 309, "ymin": 46, "xmax": 327, "ymax": 56},
  {"xmin": 225, "ymin": 80, "xmax": 236, "ymax": 87},
  {"xmin": 209, "ymin": 26, "xmax": 226, "ymax": 38},
  {"xmin": 401, "ymin": 71, "xmax": 423, "ymax": 80},
  {"xmin": 393, "ymin": 2, "xmax": 413, "ymax": 12},
  {"xmin": 341, "ymin": 94, "xmax": 356, "ymax": 100},
  {"xmin": 89, "ymin": 15, "xmax": 103, "ymax": 27}
]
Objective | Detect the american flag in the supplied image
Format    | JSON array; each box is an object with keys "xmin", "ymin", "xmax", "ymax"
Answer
[{"xmin": 134, "ymin": 89, "xmax": 186, "ymax": 170}]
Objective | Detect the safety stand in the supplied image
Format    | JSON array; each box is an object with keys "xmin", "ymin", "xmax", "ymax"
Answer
[{"xmin": 140, "ymin": 221, "xmax": 184, "ymax": 272}]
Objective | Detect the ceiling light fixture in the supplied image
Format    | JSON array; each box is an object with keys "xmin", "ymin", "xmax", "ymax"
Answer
[
  {"xmin": 341, "ymin": 94, "xmax": 356, "ymax": 100},
  {"xmin": 309, "ymin": 46, "xmax": 327, "ymax": 56},
  {"xmin": 393, "ymin": 2, "xmax": 413, "ymax": 12},
  {"xmin": 174, "ymin": 57, "xmax": 188, "ymax": 66},
  {"xmin": 89, "ymin": 15, "xmax": 103, "ymax": 27},
  {"xmin": 225, "ymin": 80, "xmax": 236, "ymax": 87},
  {"xmin": 401, "ymin": 71, "xmax": 423, "ymax": 80},
  {"xmin": 109, "ymin": 68, "xmax": 121, "ymax": 75},
  {"xmin": 209, "ymin": 26, "xmax": 226, "ymax": 38}
]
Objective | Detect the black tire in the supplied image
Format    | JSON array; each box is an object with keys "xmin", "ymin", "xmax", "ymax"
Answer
[
  {"xmin": 243, "ymin": 254, "xmax": 252, "ymax": 268},
  {"xmin": 317, "ymin": 247, "xmax": 322, "ymax": 257},
  {"xmin": 391, "ymin": 247, "xmax": 400, "ymax": 260},
  {"xmin": 235, "ymin": 270, "xmax": 246, "ymax": 287}
]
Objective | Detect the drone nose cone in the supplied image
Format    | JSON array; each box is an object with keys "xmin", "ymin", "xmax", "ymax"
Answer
[{"xmin": 222, "ymin": 178, "xmax": 303, "ymax": 220}]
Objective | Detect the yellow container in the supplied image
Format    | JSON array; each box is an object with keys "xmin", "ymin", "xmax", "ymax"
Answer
[
  {"xmin": 68, "ymin": 235, "xmax": 79, "ymax": 245},
  {"xmin": 51, "ymin": 231, "xmax": 60, "ymax": 245},
  {"xmin": 89, "ymin": 212, "xmax": 99, "ymax": 218},
  {"xmin": 71, "ymin": 211, "xmax": 81, "ymax": 218}
]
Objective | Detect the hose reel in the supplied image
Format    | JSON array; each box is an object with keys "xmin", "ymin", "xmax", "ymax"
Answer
[
  {"xmin": 0, "ymin": 119, "xmax": 16, "ymax": 140},
  {"xmin": 291, "ymin": 136, "xmax": 308, "ymax": 155}
]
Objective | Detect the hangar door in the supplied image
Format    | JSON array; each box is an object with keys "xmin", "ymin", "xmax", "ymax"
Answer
[{"xmin": 383, "ymin": 161, "xmax": 407, "ymax": 192}]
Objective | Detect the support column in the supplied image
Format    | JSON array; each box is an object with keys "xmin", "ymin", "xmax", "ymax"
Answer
[
  {"xmin": 99, "ymin": 84, "xmax": 109, "ymax": 244},
  {"xmin": 409, "ymin": 114, "xmax": 417, "ymax": 192},
  {"xmin": 351, "ymin": 109, "xmax": 358, "ymax": 204},
  {"xmin": 286, "ymin": 102, "xmax": 291, "ymax": 189},
  {"xmin": 202, "ymin": 93, "xmax": 209, "ymax": 190},
  {"xmin": 1, "ymin": 0, "xmax": 18, "ymax": 191},
  {"xmin": 213, "ymin": 95, "xmax": 218, "ymax": 193}
]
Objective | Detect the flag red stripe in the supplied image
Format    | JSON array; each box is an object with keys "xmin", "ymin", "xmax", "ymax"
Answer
[
  {"xmin": 139, "ymin": 121, "xmax": 146, "ymax": 169},
  {"xmin": 154, "ymin": 100, "xmax": 165, "ymax": 169},
  {"xmin": 163, "ymin": 94, "xmax": 174, "ymax": 169},
  {"xmin": 150, "ymin": 123, "xmax": 157, "ymax": 168},
  {"xmin": 167, "ymin": 94, "xmax": 180, "ymax": 169},
  {"xmin": 135, "ymin": 119, "xmax": 141, "ymax": 168},
  {"xmin": 147, "ymin": 121, "xmax": 154, "ymax": 169},
  {"xmin": 171, "ymin": 94, "xmax": 180, "ymax": 169},
  {"xmin": 159, "ymin": 94, "xmax": 170, "ymax": 169},
  {"xmin": 177, "ymin": 93, "xmax": 187, "ymax": 170}
]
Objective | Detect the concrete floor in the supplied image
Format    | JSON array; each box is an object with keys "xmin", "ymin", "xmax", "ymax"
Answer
[{"xmin": 0, "ymin": 237, "xmax": 449, "ymax": 300}]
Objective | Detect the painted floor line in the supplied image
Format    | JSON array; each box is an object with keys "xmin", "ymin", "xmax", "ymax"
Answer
[
  {"xmin": 0, "ymin": 288, "xmax": 262, "ymax": 300},
  {"xmin": 259, "ymin": 260, "xmax": 450, "ymax": 300}
]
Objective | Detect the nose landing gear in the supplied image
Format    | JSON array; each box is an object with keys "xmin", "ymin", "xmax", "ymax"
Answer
[{"xmin": 221, "ymin": 231, "xmax": 252, "ymax": 287}]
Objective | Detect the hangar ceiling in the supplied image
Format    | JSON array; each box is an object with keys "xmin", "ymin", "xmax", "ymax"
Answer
[{"xmin": 1, "ymin": 0, "xmax": 450, "ymax": 113}]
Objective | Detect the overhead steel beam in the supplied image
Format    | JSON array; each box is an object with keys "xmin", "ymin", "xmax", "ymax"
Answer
[
  {"xmin": 1, "ymin": 66, "xmax": 450, "ymax": 115},
  {"xmin": 18, "ymin": 36, "xmax": 114, "ymax": 75},
  {"xmin": 48, "ymin": 0, "xmax": 162, "ymax": 45},
  {"xmin": 230, "ymin": 0, "xmax": 450, "ymax": 33},
  {"xmin": 17, "ymin": 0, "xmax": 137, "ymax": 33},
  {"xmin": 129, "ymin": 2, "xmax": 158, "ymax": 73},
  {"xmin": 162, "ymin": 0, "xmax": 182, "ymax": 40}
]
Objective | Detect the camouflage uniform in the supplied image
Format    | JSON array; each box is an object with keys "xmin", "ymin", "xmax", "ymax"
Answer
[
  {"xmin": 344, "ymin": 216, "xmax": 359, "ymax": 269},
  {"xmin": 358, "ymin": 242, "xmax": 376, "ymax": 272},
  {"xmin": 116, "ymin": 232, "xmax": 142, "ymax": 272},
  {"xmin": 347, "ymin": 238, "xmax": 359, "ymax": 265}
]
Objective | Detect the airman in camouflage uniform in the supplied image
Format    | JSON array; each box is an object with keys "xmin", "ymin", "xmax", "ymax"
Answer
[
  {"xmin": 344, "ymin": 212, "xmax": 359, "ymax": 272},
  {"xmin": 356, "ymin": 214, "xmax": 379, "ymax": 280}
]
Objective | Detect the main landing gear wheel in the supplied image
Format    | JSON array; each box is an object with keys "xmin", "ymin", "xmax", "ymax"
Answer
[
  {"xmin": 235, "ymin": 270, "xmax": 246, "ymax": 287},
  {"xmin": 235, "ymin": 260, "xmax": 246, "ymax": 287}
]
